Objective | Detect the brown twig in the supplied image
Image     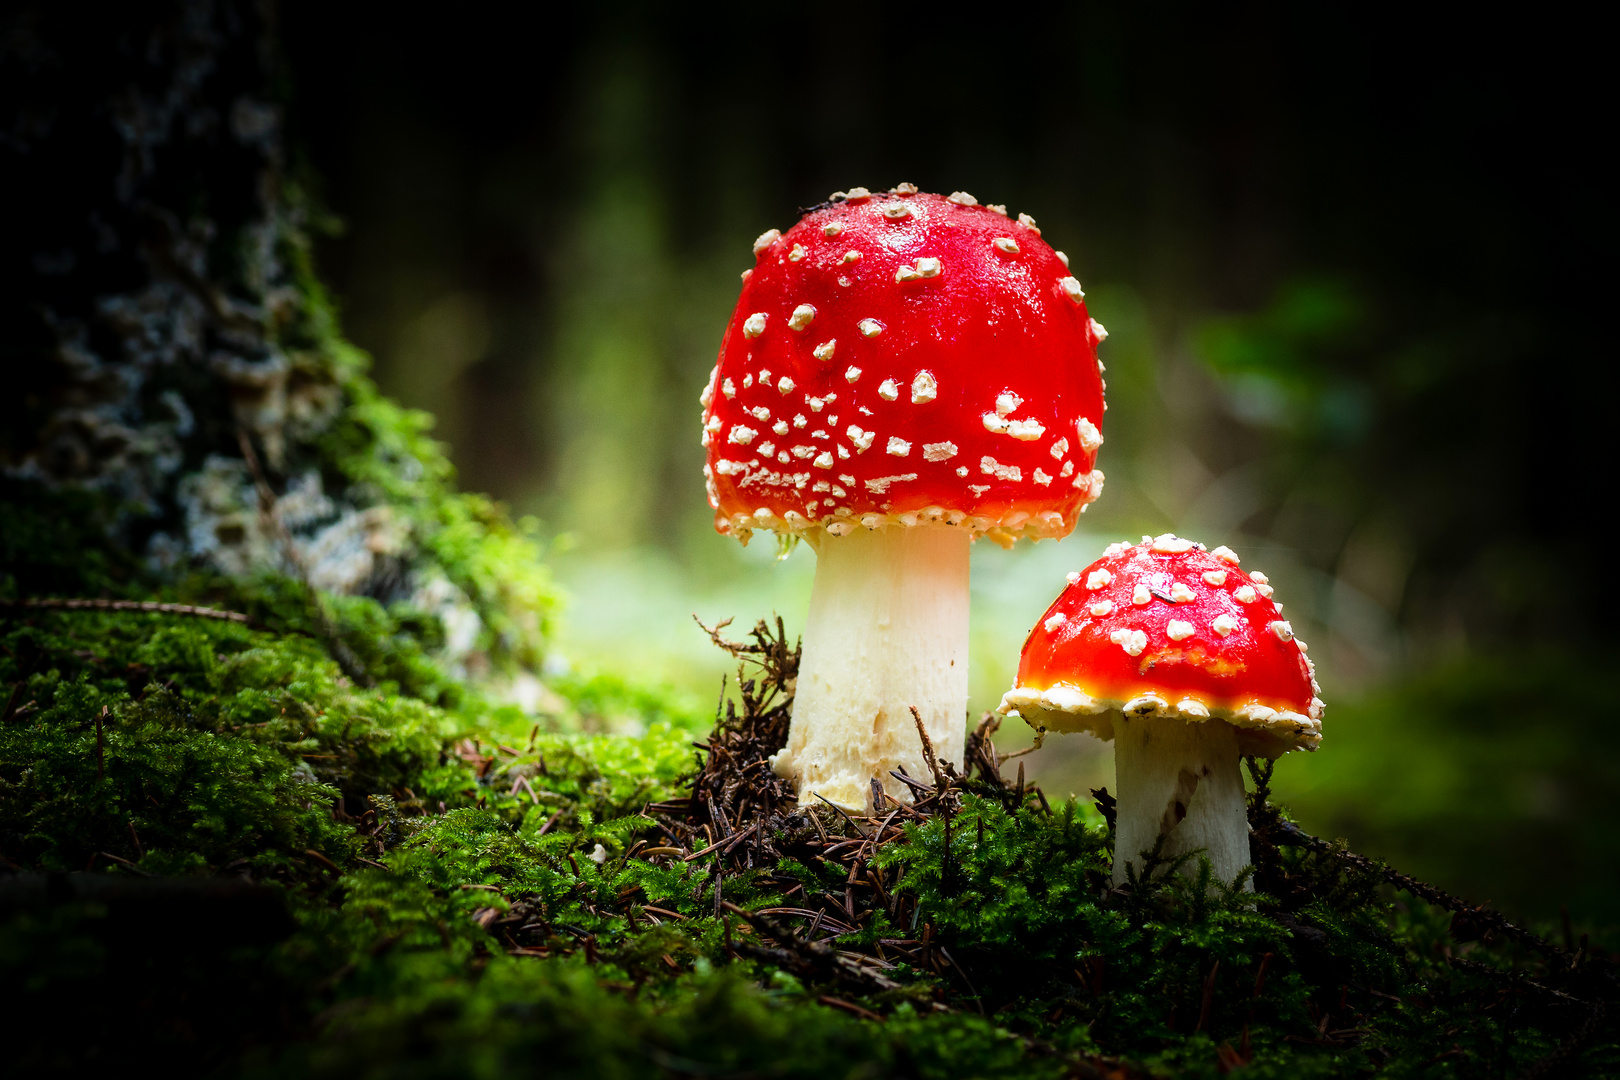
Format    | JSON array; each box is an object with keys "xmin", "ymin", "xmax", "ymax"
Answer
[
  {"xmin": 814, "ymin": 794, "xmax": 868, "ymax": 837},
  {"xmin": 302, "ymin": 848, "xmax": 341, "ymax": 875},
  {"xmin": 0, "ymin": 596, "xmax": 271, "ymax": 628},
  {"xmin": 684, "ymin": 821, "xmax": 760, "ymax": 862},
  {"xmin": 1, "ymin": 681, "xmax": 23, "ymax": 724},
  {"xmin": 818, "ymin": 995, "xmax": 885, "ymax": 1022},
  {"xmin": 909, "ymin": 705, "xmax": 948, "ymax": 793},
  {"xmin": 963, "ymin": 711, "xmax": 1005, "ymax": 786}
]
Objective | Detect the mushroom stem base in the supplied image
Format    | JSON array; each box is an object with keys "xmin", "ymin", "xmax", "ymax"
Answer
[
  {"xmin": 1112, "ymin": 715, "xmax": 1252, "ymax": 889},
  {"xmin": 772, "ymin": 524, "xmax": 970, "ymax": 812}
]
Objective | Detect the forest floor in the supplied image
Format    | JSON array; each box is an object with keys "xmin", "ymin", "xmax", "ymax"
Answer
[{"xmin": 3, "ymin": 580, "xmax": 1616, "ymax": 1078}]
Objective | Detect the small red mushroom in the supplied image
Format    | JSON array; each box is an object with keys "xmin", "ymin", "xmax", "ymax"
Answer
[
  {"xmin": 701, "ymin": 186, "xmax": 1106, "ymax": 810},
  {"xmin": 999, "ymin": 534, "xmax": 1322, "ymax": 886}
]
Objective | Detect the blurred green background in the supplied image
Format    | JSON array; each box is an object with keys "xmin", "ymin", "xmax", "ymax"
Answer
[{"xmin": 279, "ymin": 5, "xmax": 1611, "ymax": 926}]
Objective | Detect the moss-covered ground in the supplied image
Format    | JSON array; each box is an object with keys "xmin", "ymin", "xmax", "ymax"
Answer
[{"xmin": 3, "ymin": 496, "xmax": 1616, "ymax": 1078}]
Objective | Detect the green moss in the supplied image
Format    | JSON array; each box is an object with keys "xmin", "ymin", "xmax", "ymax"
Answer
[{"xmin": 4, "ymin": 504, "xmax": 1617, "ymax": 1079}]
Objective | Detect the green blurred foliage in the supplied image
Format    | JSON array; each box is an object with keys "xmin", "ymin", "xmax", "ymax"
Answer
[
  {"xmin": 1197, "ymin": 279, "xmax": 1372, "ymax": 441},
  {"xmin": 1275, "ymin": 653, "xmax": 1620, "ymax": 925}
]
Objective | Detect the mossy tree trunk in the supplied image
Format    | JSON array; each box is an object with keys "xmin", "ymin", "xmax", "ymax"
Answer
[{"xmin": 2, "ymin": 0, "xmax": 556, "ymax": 689}]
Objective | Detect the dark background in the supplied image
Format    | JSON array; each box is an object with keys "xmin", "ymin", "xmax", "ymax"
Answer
[
  {"xmin": 7, "ymin": 1, "xmax": 1610, "ymax": 923},
  {"xmin": 275, "ymin": 3, "xmax": 1615, "ymax": 923},
  {"xmin": 282, "ymin": 2, "xmax": 1608, "ymax": 640}
]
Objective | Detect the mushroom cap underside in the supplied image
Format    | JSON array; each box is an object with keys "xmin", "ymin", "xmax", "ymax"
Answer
[{"xmin": 1001, "ymin": 685, "xmax": 1316, "ymax": 758}]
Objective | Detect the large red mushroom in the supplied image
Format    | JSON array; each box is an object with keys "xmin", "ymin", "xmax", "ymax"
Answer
[
  {"xmin": 999, "ymin": 534, "xmax": 1322, "ymax": 885},
  {"xmin": 701, "ymin": 186, "xmax": 1107, "ymax": 810}
]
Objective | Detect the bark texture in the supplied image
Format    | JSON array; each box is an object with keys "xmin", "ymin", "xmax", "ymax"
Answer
[{"xmin": 1, "ymin": 0, "xmax": 555, "ymax": 679}]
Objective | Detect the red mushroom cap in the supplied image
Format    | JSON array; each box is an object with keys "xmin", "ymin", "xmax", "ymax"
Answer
[
  {"xmin": 700, "ymin": 187, "xmax": 1106, "ymax": 547},
  {"xmin": 999, "ymin": 533, "xmax": 1323, "ymax": 756}
]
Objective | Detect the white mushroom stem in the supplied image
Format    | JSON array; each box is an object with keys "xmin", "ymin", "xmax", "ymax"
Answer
[
  {"xmin": 771, "ymin": 524, "xmax": 969, "ymax": 811},
  {"xmin": 1112, "ymin": 715, "xmax": 1252, "ymax": 889}
]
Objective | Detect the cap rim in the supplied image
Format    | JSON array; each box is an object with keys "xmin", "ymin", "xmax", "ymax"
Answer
[
  {"xmin": 717, "ymin": 504, "xmax": 1083, "ymax": 548},
  {"xmin": 997, "ymin": 681, "xmax": 1321, "ymax": 755}
]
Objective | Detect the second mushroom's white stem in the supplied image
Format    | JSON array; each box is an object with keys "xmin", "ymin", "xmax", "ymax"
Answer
[
  {"xmin": 771, "ymin": 524, "xmax": 970, "ymax": 811},
  {"xmin": 1111, "ymin": 715, "xmax": 1252, "ymax": 889}
]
